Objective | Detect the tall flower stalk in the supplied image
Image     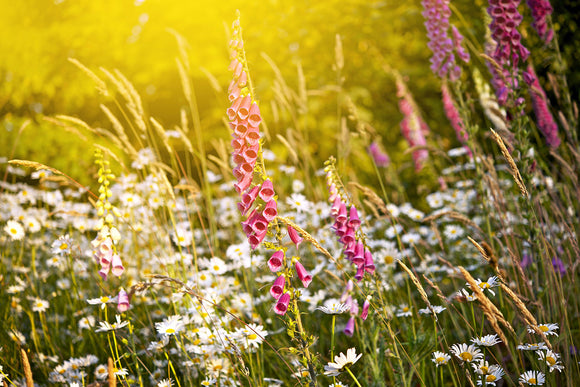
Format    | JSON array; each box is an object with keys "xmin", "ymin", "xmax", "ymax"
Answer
[{"xmin": 421, "ymin": 0, "xmax": 470, "ymax": 81}]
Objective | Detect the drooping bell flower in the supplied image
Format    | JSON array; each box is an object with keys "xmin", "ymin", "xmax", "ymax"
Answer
[
  {"xmin": 259, "ymin": 179, "xmax": 275, "ymax": 202},
  {"xmin": 295, "ymin": 261, "xmax": 312, "ymax": 288},
  {"xmin": 364, "ymin": 249, "xmax": 376, "ymax": 274},
  {"xmin": 274, "ymin": 292, "xmax": 291, "ymax": 315},
  {"xmin": 344, "ymin": 316, "xmax": 355, "ymax": 337},
  {"xmin": 270, "ymin": 275, "xmax": 286, "ymax": 299},
  {"xmin": 287, "ymin": 225, "xmax": 303, "ymax": 248},
  {"xmin": 111, "ymin": 254, "xmax": 124, "ymax": 277},
  {"xmin": 367, "ymin": 141, "xmax": 390, "ymax": 167},
  {"xmin": 348, "ymin": 205, "xmax": 361, "ymax": 230},
  {"xmin": 117, "ymin": 289, "xmax": 130, "ymax": 312},
  {"xmin": 361, "ymin": 296, "xmax": 371, "ymax": 321},
  {"xmin": 527, "ymin": 0, "xmax": 554, "ymax": 43},
  {"xmin": 268, "ymin": 250, "xmax": 284, "ymax": 272},
  {"xmin": 525, "ymin": 64, "xmax": 560, "ymax": 149}
]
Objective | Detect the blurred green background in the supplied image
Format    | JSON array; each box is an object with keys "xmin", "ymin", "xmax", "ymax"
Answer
[{"xmin": 1, "ymin": 0, "xmax": 578, "ymax": 188}]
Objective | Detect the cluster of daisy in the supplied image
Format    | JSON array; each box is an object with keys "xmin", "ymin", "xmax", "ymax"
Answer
[{"xmin": 226, "ymin": 13, "xmax": 277, "ymax": 250}]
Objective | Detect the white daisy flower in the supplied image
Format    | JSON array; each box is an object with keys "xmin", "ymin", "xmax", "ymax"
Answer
[
  {"xmin": 4, "ymin": 220, "xmax": 25, "ymax": 240},
  {"xmin": 517, "ymin": 342, "xmax": 549, "ymax": 351},
  {"xmin": 155, "ymin": 315, "xmax": 185, "ymax": 336},
  {"xmin": 443, "ymin": 224, "xmax": 464, "ymax": 240},
  {"xmin": 527, "ymin": 323, "xmax": 559, "ymax": 336},
  {"xmin": 323, "ymin": 348, "xmax": 363, "ymax": 376},
  {"xmin": 431, "ymin": 351, "xmax": 451, "ymax": 367},
  {"xmin": 471, "ymin": 334, "xmax": 502, "ymax": 347},
  {"xmin": 519, "ymin": 370, "xmax": 545, "ymax": 385},
  {"xmin": 537, "ymin": 350, "xmax": 564, "ymax": 372},
  {"xmin": 450, "ymin": 343, "xmax": 483, "ymax": 363}
]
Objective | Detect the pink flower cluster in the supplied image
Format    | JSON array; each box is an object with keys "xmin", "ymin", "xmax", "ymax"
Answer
[
  {"xmin": 486, "ymin": 0, "xmax": 530, "ymax": 104},
  {"xmin": 268, "ymin": 229, "xmax": 313, "ymax": 316},
  {"xmin": 441, "ymin": 83, "xmax": 471, "ymax": 155},
  {"xmin": 397, "ymin": 80, "xmax": 429, "ymax": 170},
  {"xmin": 421, "ymin": 0, "xmax": 470, "ymax": 81},
  {"xmin": 227, "ymin": 18, "xmax": 277, "ymax": 250},
  {"xmin": 340, "ymin": 281, "xmax": 372, "ymax": 337},
  {"xmin": 527, "ymin": 0, "xmax": 554, "ymax": 43},
  {"xmin": 525, "ymin": 65, "xmax": 560, "ymax": 148},
  {"xmin": 91, "ymin": 228, "xmax": 124, "ymax": 281},
  {"xmin": 327, "ymin": 176, "xmax": 375, "ymax": 282}
]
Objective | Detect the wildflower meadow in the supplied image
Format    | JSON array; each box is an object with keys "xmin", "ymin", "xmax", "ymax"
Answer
[{"xmin": 1, "ymin": 1, "xmax": 579, "ymax": 386}]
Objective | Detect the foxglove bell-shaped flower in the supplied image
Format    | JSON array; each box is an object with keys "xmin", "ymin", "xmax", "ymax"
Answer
[
  {"xmin": 111, "ymin": 254, "xmax": 124, "ymax": 277},
  {"xmin": 287, "ymin": 225, "xmax": 303, "ymax": 248},
  {"xmin": 344, "ymin": 316, "xmax": 355, "ymax": 337},
  {"xmin": 117, "ymin": 289, "xmax": 130, "ymax": 312},
  {"xmin": 361, "ymin": 297, "xmax": 371, "ymax": 321},
  {"xmin": 270, "ymin": 275, "xmax": 286, "ymax": 299},
  {"xmin": 268, "ymin": 250, "xmax": 284, "ymax": 272},
  {"xmin": 274, "ymin": 292, "xmax": 291, "ymax": 315},
  {"xmin": 295, "ymin": 261, "xmax": 312, "ymax": 288}
]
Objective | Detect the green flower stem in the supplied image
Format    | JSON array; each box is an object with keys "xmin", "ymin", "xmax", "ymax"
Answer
[
  {"xmin": 331, "ymin": 314, "xmax": 336, "ymax": 386},
  {"xmin": 292, "ymin": 297, "xmax": 317, "ymax": 386},
  {"xmin": 345, "ymin": 366, "xmax": 362, "ymax": 387}
]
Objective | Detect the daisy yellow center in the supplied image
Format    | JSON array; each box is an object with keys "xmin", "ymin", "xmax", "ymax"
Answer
[
  {"xmin": 22, "ymin": 191, "xmax": 28, "ymax": 196},
  {"xmin": 459, "ymin": 352, "xmax": 473, "ymax": 361},
  {"xmin": 60, "ymin": 243, "xmax": 68, "ymax": 250},
  {"xmin": 384, "ymin": 255, "xmax": 394, "ymax": 264},
  {"xmin": 247, "ymin": 333, "xmax": 257, "ymax": 340},
  {"xmin": 166, "ymin": 328, "xmax": 175, "ymax": 334},
  {"xmin": 403, "ymin": 307, "xmax": 409, "ymax": 312},
  {"xmin": 486, "ymin": 375, "xmax": 496, "ymax": 382},
  {"xmin": 127, "ymin": 197, "xmax": 133, "ymax": 202},
  {"xmin": 480, "ymin": 366, "xmax": 488, "ymax": 374},
  {"xmin": 301, "ymin": 370, "xmax": 309, "ymax": 377},
  {"xmin": 435, "ymin": 357, "xmax": 445, "ymax": 363},
  {"xmin": 539, "ymin": 325, "xmax": 549, "ymax": 332},
  {"xmin": 101, "ymin": 296, "xmax": 110, "ymax": 303},
  {"xmin": 213, "ymin": 265, "xmax": 220, "ymax": 271},
  {"xmin": 178, "ymin": 236, "xmax": 185, "ymax": 242},
  {"xmin": 200, "ymin": 274, "xmax": 207, "ymax": 281},
  {"xmin": 546, "ymin": 356, "xmax": 556, "ymax": 366},
  {"xmin": 528, "ymin": 378, "xmax": 537, "ymax": 384},
  {"xmin": 213, "ymin": 364, "xmax": 223, "ymax": 371},
  {"xmin": 450, "ymin": 229, "xmax": 456, "ymax": 234},
  {"xmin": 97, "ymin": 368, "xmax": 106, "ymax": 374},
  {"xmin": 10, "ymin": 228, "xmax": 17, "ymax": 234}
]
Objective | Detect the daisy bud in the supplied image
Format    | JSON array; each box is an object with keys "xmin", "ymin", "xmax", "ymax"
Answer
[
  {"xmin": 259, "ymin": 179, "xmax": 275, "ymax": 202},
  {"xmin": 111, "ymin": 254, "xmax": 125, "ymax": 277},
  {"xmin": 270, "ymin": 275, "xmax": 286, "ymax": 299},
  {"xmin": 347, "ymin": 205, "xmax": 361, "ymax": 229},
  {"xmin": 117, "ymin": 289, "xmax": 130, "ymax": 312},
  {"xmin": 274, "ymin": 292, "xmax": 291, "ymax": 315},
  {"xmin": 268, "ymin": 250, "xmax": 284, "ymax": 272},
  {"xmin": 295, "ymin": 261, "xmax": 312, "ymax": 288},
  {"xmin": 344, "ymin": 316, "xmax": 355, "ymax": 337},
  {"xmin": 287, "ymin": 225, "xmax": 303, "ymax": 248}
]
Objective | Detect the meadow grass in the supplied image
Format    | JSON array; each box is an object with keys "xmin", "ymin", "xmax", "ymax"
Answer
[{"xmin": 1, "ymin": 3, "xmax": 579, "ymax": 387}]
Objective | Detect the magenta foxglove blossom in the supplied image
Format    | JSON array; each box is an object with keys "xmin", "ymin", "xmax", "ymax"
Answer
[
  {"xmin": 486, "ymin": 0, "xmax": 530, "ymax": 105},
  {"xmin": 228, "ymin": 16, "xmax": 277, "ymax": 250},
  {"xmin": 287, "ymin": 225, "xmax": 303, "ymax": 248},
  {"xmin": 367, "ymin": 141, "xmax": 390, "ymax": 167},
  {"xmin": 397, "ymin": 79, "xmax": 429, "ymax": 170},
  {"xmin": 117, "ymin": 289, "xmax": 130, "ymax": 312},
  {"xmin": 361, "ymin": 297, "xmax": 371, "ymax": 321},
  {"xmin": 422, "ymin": 0, "xmax": 470, "ymax": 80},
  {"xmin": 268, "ymin": 250, "xmax": 284, "ymax": 272},
  {"xmin": 344, "ymin": 316, "xmax": 355, "ymax": 337},
  {"xmin": 270, "ymin": 275, "xmax": 286, "ymax": 299},
  {"xmin": 441, "ymin": 83, "xmax": 471, "ymax": 155},
  {"xmin": 295, "ymin": 261, "xmax": 312, "ymax": 288},
  {"xmin": 274, "ymin": 292, "xmax": 291, "ymax": 315},
  {"xmin": 525, "ymin": 65, "xmax": 560, "ymax": 148},
  {"xmin": 527, "ymin": 0, "xmax": 554, "ymax": 43}
]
